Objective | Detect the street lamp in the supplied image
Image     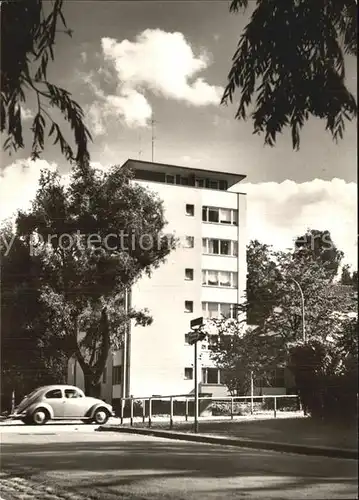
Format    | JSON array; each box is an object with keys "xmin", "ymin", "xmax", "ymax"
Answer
[{"xmin": 287, "ymin": 278, "xmax": 306, "ymax": 343}]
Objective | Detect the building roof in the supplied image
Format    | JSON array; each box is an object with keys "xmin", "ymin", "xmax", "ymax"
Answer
[{"xmin": 121, "ymin": 158, "xmax": 246, "ymax": 188}]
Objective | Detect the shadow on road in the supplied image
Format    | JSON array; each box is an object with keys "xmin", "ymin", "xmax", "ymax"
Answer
[{"xmin": 1, "ymin": 436, "xmax": 357, "ymax": 499}]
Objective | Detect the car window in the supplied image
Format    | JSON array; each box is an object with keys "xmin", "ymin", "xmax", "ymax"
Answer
[
  {"xmin": 65, "ymin": 389, "xmax": 82, "ymax": 399},
  {"xmin": 45, "ymin": 389, "xmax": 63, "ymax": 399}
]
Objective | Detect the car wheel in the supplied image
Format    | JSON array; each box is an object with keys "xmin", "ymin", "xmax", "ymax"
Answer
[
  {"xmin": 93, "ymin": 408, "xmax": 109, "ymax": 425},
  {"xmin": 32, "ymin": 408, "xmax": 49, "ymax": 425}
]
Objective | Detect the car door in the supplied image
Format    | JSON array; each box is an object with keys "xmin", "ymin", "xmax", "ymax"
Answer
[
  {"xmin": 63, "ymin": 388, "xmax": 88, "ymax": 418},
  {"xmin": 43, "ymin": 388, "xmax": 65, "ymax": 418}
]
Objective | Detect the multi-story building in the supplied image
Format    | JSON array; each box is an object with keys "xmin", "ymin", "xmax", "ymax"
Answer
[{"xmin": 68, "ymin": 158, "xmax": 247, "ymax": 404}]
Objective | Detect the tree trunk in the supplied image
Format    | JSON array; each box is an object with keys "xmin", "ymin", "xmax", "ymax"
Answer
[
  {"xmin": 75, "ymin": 307, "xmax": 111, "ymax": 399},
  {"xmin": 84, "ymin": 372, "xmax": 101, "ymax": 398}
]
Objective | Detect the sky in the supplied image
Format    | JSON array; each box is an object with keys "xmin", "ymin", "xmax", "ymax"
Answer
[{"xmin": 0, "ymin": 1, "xmax": 357, "ymax": 268}]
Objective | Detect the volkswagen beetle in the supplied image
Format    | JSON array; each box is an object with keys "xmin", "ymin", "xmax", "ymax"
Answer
[{"xmin": 10, "ymin": 385, "xmax": 114, "ymax": 425}]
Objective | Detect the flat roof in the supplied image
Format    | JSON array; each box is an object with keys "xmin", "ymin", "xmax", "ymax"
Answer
[{"xmin": 122, "ymin": 159, "xmax": 247, "ymax": 185}]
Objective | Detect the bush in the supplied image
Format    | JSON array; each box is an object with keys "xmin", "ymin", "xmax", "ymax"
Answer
[
  {"xmin": 262, "ymin": 397, "xmax": 300, "ymax": 412},
  {"xmin": 288, "ymin": 333, "xmax": 358, "ymax": 423}
]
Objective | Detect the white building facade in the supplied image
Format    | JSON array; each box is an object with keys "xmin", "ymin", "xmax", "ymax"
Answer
[{"xmin": 68, "ymin": 159, "xmax": 247, "ymax": 403}]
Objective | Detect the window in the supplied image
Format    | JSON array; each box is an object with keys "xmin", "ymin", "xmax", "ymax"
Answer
[
  {"xmin": 180, "ymin": 177, "xmax": 189, "ymax": 186},
  {"xmin": 258, "ymin": 368, "xmax": 285, "ymax": 388},
  {"xmin": 208, "ymin": 335, "xmax": 219, "ymax": 347},
  {"xmin": 184, "ymin": 367, "xmax": 193, "ymax": 380},
  {"xmin": 195, "ymin": 178, "xmax": 204, "ymax": 188},
  {"xmin": 219, "ymin": 180, "xmax": 228, "ymax": 191},
  {"xmin": 207, "ymin": 270, "xmax": 219, "ymax": 286},
  {"xmin": 232, "ymin": 210, "xmax": 238, "ymax": 225},
  {"xmin": 208, "ymin": 302, "xmax": 219, "ymax": 318},
  {"xmin": 186, "ymin": 204, "xmax": 195, "ymax": 216},
  {"xmin": 202, "ymin": 238, "xmax": 238, "ymax": 256},
  {"xmin": 185, "ymin": 300, "xmax": 193, "ymax": 313},
  {"xmin": 207, "ymin": 238, "xmax": 219, "ymax": 254},
  {"xmin": 209, "ymin": 180, "xmax": 218, "ymax": 189},
  {"xmin": 202, "ymin": 207, "xmax": 238, "ymax": 225},
  {"xmin": 112, "ymin": 365, "xmax": 122, "ymax": 385},
  {"xmin": 208, "ymin": 208, "xmax": 219, "ymax": 223},
  {"xmin": 166, "ymin": 174, "xmax": 175, "ymax": 184},
  {"xmin": 202, "ymin": 367, "xmax": 222, "ymax": 385},
  {"xmin": 184, "ymin": 236, "xmax": 194, "ymax": 248},
  {"xmin": 202, "ymin": 335, "xmax": 219, "ymax": 350},
  {"xmin": 233, "ymin": 241, "xmax": 238, "ymax": 256},
  {"xmin": 102, "ymin": 367, "xmax": 107, "ymax": 384},
  {"xmin": 220, "ymin": 240, "xmax": 230, "ymax": 255},
  {"xmin": 185, "ymin": 268, "xmax": 194, "ymax": 280},
  {"xmin": 220, "ymin": 303, "xmax": 231, "ymax": 319},
  {"xmin": 65, "ymin": 389, "xmax": 82, "ymax": 399},
  {"xmin": 202, "ymin": 302, "xmax": 237, "ymax": 319},
  {"xmin": 45, "ymin": 389, "xmax": 62, "ymax": 399},
  {"xmin": 219, "ymin": 208, "xmax": 231, "ymax": 224},
  {"xmin": 219, "ymin": 271, "xmax": 231, "ymax": 287}
]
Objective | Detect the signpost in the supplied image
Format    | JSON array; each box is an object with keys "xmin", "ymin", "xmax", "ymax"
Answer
[{"xmin": 188, "ymin": 317, "xmax": 206, "ymax": 433}]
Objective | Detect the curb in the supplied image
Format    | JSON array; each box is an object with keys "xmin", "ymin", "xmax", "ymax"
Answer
[{"xmin": 97, "ymin": 425, "xmax": 358, "ymax": 460}]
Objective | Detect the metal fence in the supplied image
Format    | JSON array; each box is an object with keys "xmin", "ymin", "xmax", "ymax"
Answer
[{"xmin": 115, "ymin": 394, "xmax": 301, "ymax": 428}]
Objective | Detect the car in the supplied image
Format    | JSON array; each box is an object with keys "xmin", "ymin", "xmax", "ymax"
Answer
[{"xmin": 9, "ymin": 385, "xmax": 114, "ymax": 425}]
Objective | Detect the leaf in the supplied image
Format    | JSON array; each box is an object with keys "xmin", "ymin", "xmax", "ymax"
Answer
[{"xmin": 223, "ymin": 0, "xmax": 357, "ymax": 150}]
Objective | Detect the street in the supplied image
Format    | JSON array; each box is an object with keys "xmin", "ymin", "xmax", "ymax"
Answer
[{"xmin": 0, "ymin": 422, "xmax": 357, "ymax": 499}]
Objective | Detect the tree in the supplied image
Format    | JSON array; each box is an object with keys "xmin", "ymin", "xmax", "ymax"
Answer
[
  {"xmin": 222, "ymin": 0, "xmax": 357, "ymax": 150},
  {"xmin": 340, "ymin": 264, "xmax": 353, "ymax": 285},
  {"xmin": 246, "ymin": 240, "xmax": 281, "ymax": 326},
  {"xmin": 294, "ymin": 229, "xmax": 344, "ymax": 280},
  {"xmin": 352, "ymin": 270, "xmax": 358, "ymax": 290},
  {"xmin": 14, "ymin": 162, "xmax": 176, "ymax": 395},
  {"xmin": 0, "ymin": 223, "xmax": 68, "ymax": 409},
  {"xmin": 1, "ymin": 0, "xmax": 92, "ymax": 163},
  {"xmin": 208, "ymin": 239, "xmax": 355, "ymax": 401},
  {"xmin": 340, "ymin": 264, "xmax": 358, "ymax": 289},
  {"xmin": 288, "ymin": 314, "xmax": 358, "ymax": 421},
  {"xmin": 207, "ymin": 319, "xmax": 285, "ymax": 396}
]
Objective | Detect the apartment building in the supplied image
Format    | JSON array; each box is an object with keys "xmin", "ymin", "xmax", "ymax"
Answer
[{"xmin": 68, "ymin": 159, "xmax": 247, "ymax": 403}]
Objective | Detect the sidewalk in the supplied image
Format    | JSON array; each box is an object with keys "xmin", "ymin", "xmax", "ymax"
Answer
[
  {"xmin": 98, "ymin": 415, "xmax": 358, "ymax": 460},
  {"xmin": 0, "ymin": 472, "xmax": 89, "ymax": 500}
]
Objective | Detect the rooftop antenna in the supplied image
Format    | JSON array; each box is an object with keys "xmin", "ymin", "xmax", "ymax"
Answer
[
  {"xmin": 138, "ymin": 131, "xmax": 142, "ymax": 160},
  {"xmin": 151, "ymin": 116, "xmax": 156, "ymax": 162}
]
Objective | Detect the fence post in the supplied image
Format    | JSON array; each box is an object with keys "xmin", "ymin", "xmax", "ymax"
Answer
[
  {"xmin": 148, "ymin": 397, "xmax": 152, "ymax": 428},
  {"xmin": 120, "ymin": 397, "xmax": 124, "ymax": 425},
  {"xmin": 130, "ymin": 395, "xmax": 134, "ymax": 426},
  {"xmin": 230, "ymin": 397, "xmax": 234, "ymax": 420},
  {"xmin": 142, "ymin": 399, "xmax": 146, "ymax": 423},
  {"xmin": 11, "ymin": 390, "xmax": 15, "ymax": 414},
  {"xmin": 273, "ymin": 396, "xmax": 277, "ymax": 418},
  {"xmin": 170, "ymin": 396, "xmax": 174, "ymax": 429},
  {"xmin": 250, "ymin": 395, "xmax": 254, "ymax": 415},
  {"xmin": 185, "ymin": 398, "xmax": 189, "ymax": 421}
]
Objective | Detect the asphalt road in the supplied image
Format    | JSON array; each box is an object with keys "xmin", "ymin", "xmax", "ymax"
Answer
[{"xmin": 0, "ymin": 422, "xmax": 357, "ymax": 499}]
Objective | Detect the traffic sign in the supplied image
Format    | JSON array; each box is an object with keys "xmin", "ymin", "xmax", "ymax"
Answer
[
  {"xmin": 190, "ymin": 317, "xmax": 203, "ymax": 329},
  {"xmin": 187, "ymin": 331, "xmax": 199, "ymax": 345},
  {"xmin": 187, "ymin": 329, "xmax": 206, "ymax": 345}
]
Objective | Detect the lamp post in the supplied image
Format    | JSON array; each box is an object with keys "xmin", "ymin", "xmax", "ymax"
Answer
[
  {"xmin": 288, "ymin": 278, "xmax": 306, "ymax": 343},
  {"xmin": 122, "ymin": 287, "xmax": 129, "ymax": 413}
]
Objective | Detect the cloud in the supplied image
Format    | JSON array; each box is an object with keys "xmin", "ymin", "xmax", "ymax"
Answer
[
  {"xmin": 179, "ymin": 155, "xmax": 202, "ymax": 165},
  {"xmin": 0, "ymin": 159, "xmax": 58, "ymax": 221},
  {"xmin": 237, "ymin": 178, "xmax": 357, "ymax": 268},
  {"xmin": 2, "ymin": 162, "xmax": 355, "ymax": 270},
  {"xmin": 83, "ymin": 29, "xmax": 222, "ymax": 134},
  {"xmin": 0, "ymin": 159, "xmax": 112, "ymax": 223},
  {"xmin": 20, "ymin": 106, "xmax": 34, "ymax": 120}
]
